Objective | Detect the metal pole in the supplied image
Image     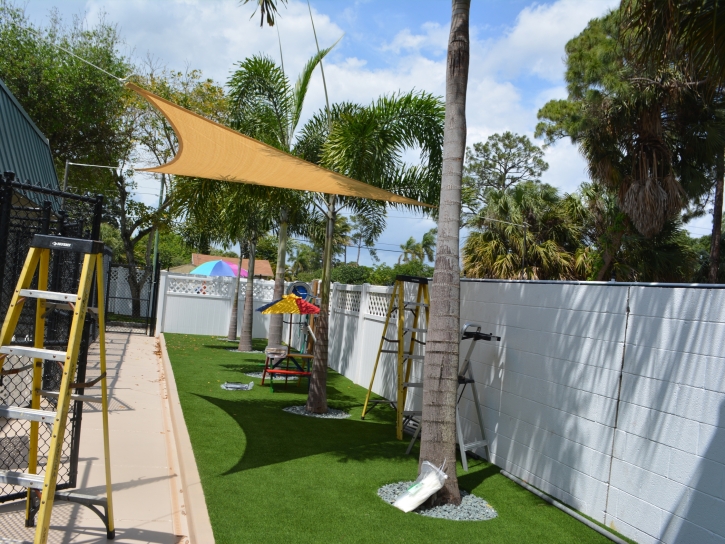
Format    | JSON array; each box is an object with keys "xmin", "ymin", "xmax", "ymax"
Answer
[
  {"xmin": 63, "ymin": 160, "xmax": 70, "ymax": 192},
  {"xmin": 149, "ymin": 176, "xmax": 165, "ymax": 336}
]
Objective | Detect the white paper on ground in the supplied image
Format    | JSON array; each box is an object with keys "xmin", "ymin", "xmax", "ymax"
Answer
[{"xmin": 393, "ymin": 461, "xmax": 447, "ymax": 513}]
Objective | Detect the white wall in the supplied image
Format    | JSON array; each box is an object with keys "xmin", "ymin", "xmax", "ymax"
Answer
[{"xmin": 156, "ymin": 273, "xmax": 725, "ymax": 543}]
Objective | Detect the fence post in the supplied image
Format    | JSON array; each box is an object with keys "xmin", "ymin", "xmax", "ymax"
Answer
[
  {"xmin": 0, "ymin": 172, "xmax": 15, "ymax": 310},
  {"xmin": 91, "ymin": 194, "xmax": 103, "ymax": 241},
  {"xmin": 40, "ymin": 200, "xmax": 52, "ymax": 234},
  {"xmin": 353, "ymin": 283, "xmax": 369, "ymax": 384}
]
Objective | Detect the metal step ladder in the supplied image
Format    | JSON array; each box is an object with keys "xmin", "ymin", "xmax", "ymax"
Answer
[
  {"xmin": 361, "ymin": 275, "xmax": 430, "ymax": 440},
  {"xmin": 0, "ymin": 234, "xmax": 115, "ymax": 543},
  {"xmin": 404, "ymin": 322, "xmax": 500, "ymax": 471}
]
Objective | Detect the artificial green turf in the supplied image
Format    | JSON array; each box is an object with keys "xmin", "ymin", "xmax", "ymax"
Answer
[{"xmin": 164, "ymin": 333, "xmax": 626, "ymax": 544}]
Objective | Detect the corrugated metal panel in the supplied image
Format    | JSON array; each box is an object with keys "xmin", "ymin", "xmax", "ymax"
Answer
[{"xmin": 0, "ymin": 77, "xmax": 61, "ymax": 210}]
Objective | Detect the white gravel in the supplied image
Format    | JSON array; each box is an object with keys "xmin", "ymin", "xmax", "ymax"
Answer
[
  {"xmin": 282, "ymin": 405, "xmax": 351, "ymax": 419},
  {"xmin": 227, "ymin": 349, "xmax": 264, "ymax": 353},
  {"xmin": 378, "ymin": 481, "xmax": 497, "ymax": 521}
]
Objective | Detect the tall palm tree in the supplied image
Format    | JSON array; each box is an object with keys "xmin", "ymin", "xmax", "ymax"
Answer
[
  {"xmin": 419, "ymin": 0, "xmax": 470, "ymax": 506},
  {"xmin": 173, "ymin": 179, "xmax": 276, "ymax": 350},
  {"xmin": 420, "ymin": 228, "xmax": 437, "ymax": 262},
  {"xmin": 350, "ymin": 214, "xmax": 382, "ymax": 263},
  {"xmin": 228, "ymin": 47, "xmax": 334, "ymax": 347},
  {"xmin": 398, "ymin": 237, "xmax": 419, "ymax": 263},
  {"xmin": 295, "ymin": 93, "xmax": 444, "ymax": 414},
  {"xmin": 621, "ymin": 0, "xmax": 725, "ymax": 282}
]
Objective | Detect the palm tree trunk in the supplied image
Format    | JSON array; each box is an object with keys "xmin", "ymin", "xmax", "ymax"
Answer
[
  {"xmin": 306, "ymin": 195, "xmax": 335, "ymax": 414},
  {"xmin": 268, "ymin": 211, "xmax": 289, "ymax": 345},
  {"xmin": 238, "ymin": 240, "xmax": 257, "ymax": 352},
  {"xmin": 709, "ymin": 150, "xmax": 724, "ymax": 283},
  {"xmin": 595, "ymin": 229, "xmax": 625, "ymax": 281},
  {"xmin": 419, "ymin": 0, "xmax": 470, "ymax": 506},
  {"xmin": 227, "ymin": 251, "xmax": 243, "ymax": 341}
]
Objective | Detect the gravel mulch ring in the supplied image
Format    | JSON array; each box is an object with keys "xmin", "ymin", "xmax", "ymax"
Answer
[
  {"xmin": 378, "ymin": 481, "xmax": 497, "ymax": 521},
  {"xmin": 245, "ymin": 371, "xmax": 298, "ymax": 381},
  {"xmin": 283, "ymin": 405, "xmax": 350, "ymax": 419}
]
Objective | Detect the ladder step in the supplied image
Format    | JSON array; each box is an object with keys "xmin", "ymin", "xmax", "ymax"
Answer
[
  {"xmin": 403, "ymin": 327, "xmax": 427, "ymax": 333},
  {"xmin": 18, "ymin": 289, "xmax": 77, "ymax": 304},
  {"xmin": 39, "ymin": 390, "xmax": 102, "ymax": 404},
  {"xmin": 0, "ymin": 470, "xmax": 44, "ymax": 489},
  {"xmin": 404, "ymin": 301, "xmax": 429, "ymax": 307},
  {"xmin": 0, "ymin": 346, "xmax": 66, "ymax": 361},
  {"xmin": 463, "ymin": 440, "xmax": 488, "ymax": 451},
  {"xmin": 381, "ymin": 349, "xmax": 398, "ymax": 354},
  {"xmin": 0, "ymin": 405, "xmax": 56, "ymax": 424},
  {"xmin": 403, "ymin": 382, "xmax": 422, "ymax": 388},
  {"xmin": 403, "ymin": 410, "xmax": 422, "ymax": 416},
  {"xmin": 404, "ymin": 354, "xmax": 425, "ymax": 360}
]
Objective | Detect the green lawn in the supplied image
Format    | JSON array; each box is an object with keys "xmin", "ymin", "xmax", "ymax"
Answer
[{"xmin": 164, "ymin": 333, "xmax": 627, "ymax": 544}]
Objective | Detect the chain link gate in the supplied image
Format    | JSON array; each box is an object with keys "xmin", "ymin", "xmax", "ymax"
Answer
[
  {"xmin": 105, "ymin": 263, "xmax": 155, "ymax": 334},
  {"xmin": 0, "ymin": 172, "xmax": 104, "ymax": 503}
]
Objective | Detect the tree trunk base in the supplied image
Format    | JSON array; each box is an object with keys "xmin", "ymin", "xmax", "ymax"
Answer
[{"xmin": 423, "ymin": 488, "xmax": 462, "ymax": 508}]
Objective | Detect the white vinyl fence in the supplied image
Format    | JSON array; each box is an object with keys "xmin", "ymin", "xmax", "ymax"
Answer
[{"xmin": 155, "ymin": 274, "xmax": 725, "ymax": 544}]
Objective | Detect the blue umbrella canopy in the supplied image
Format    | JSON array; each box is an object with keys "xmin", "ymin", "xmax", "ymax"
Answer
[{"xmin": 190, "ymin": 260, "xmax": 244, "ymax": 277}]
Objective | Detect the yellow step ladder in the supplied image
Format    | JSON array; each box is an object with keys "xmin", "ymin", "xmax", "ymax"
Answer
[
  {"xmin": 0, "ymin": 234, "xmax": 114, "ymax": 543},
  {"xmin": 361, "ymin": 275, "xmax": 429, "ymax": 440}
]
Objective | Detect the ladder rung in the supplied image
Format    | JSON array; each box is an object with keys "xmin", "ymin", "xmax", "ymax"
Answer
[
  {"xmin": 404, "ymin": 354, "xmax": 425, "ymax": 360},
  {"xmin": 381, "ymin": 349, "xmax": 399, "ymax": 354},
  {"xmin": 0, "ymin": 346, "xmax": 66, "ymax": 361},
  {"xmin": 18, "ymin": 289, "xmax": 77, "ymax": 304},
  {"xmin": 403, "ymin": 410, "xmax": 422, "ymax": 416},
  {"xmin": 404, "ymin": 327, "xmax": 427, "ymax": 333},
  {"xmin": 463, "ymin": 440, "xmax": 488, "ymax": 451},
  {"xmin": 39, "ymin": 390, "xmax": 102, "ymax": 404},
  {"xmin": 382, "ymin": 337, "xmax": 399, "ymax": 343},
  {"xmin": 0, "ymin": 470, "xmax": 44, "ymax": 489},
  {"xmin": 404, "ymin": 302, "xmax": 429, "ymax": 307},
  {"xmin": 0, "ymin": 405, "xmax": 56, "ymax": 423},
  {"xmin": 403, "ymin": 382, "xmax": 422, "ymax": 388}
]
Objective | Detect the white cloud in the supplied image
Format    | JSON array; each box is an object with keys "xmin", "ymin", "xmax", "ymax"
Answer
[
  {"xmin": 481, "ymin": 0, "xmax": 619, "ymax": 82},
  {"xmin": 22, "ymin": 0, "xmax": 631, "ymax": 264}
]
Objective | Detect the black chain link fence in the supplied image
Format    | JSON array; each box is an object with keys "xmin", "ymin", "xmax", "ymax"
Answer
[{"xmin": 0, "ymin": 171, "xmax": 105, "ymax": 503}]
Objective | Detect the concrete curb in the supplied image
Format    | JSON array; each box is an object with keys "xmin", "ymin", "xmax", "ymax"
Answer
[{"xmin": 159, "ymin": 333, "xmax": 215, "ymax": 544}]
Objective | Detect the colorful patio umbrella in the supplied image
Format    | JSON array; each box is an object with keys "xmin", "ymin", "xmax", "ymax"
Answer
[
  {"xmin": 190, "ymin": 260, "xmax": 248, "ymax": 277},
  {"xmin": 256, "ymin": 293, "xmax": 320, "ymax": 315}
]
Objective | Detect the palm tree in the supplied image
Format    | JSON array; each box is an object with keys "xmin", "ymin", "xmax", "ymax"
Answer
[
  {"xmin": 420, "ymin": 228, "xmax": 437, "ymax": 262},
  {"xmin": 621, "ymin": 0, "xmax": 725, "ymax": 282},
  {"xmin": 173, "ymin": 179, "xmax": 276, "ymax": 350},
  {"xmin": 398, "ymin": 237, "xmax": 419, "ymax": 264},
  {"xmin": 463, "ymin": 183, "xmax": 583, "ymax": 280},
  {"xmin": 418, "ymin": 0, "xmax": 470, "ymax": 506},
  {"xmin": 295, "ymin": 93, "xmax": 444, "ymax": 414},
  {"xmin": 350, "ymin": 214, "xmax": 383, "ymax": 263},
  {"xmin": 227, "ymin": 47, "xmax": 334, "ymax": 347}
]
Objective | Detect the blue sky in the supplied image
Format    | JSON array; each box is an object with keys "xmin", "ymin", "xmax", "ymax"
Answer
[{"xmin": 20, "ymin": 0, "xmax": 713, "ymax": 265}]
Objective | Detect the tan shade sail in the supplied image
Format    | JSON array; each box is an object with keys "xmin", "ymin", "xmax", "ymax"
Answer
[{"xmin": 126, "ymin": 83, "xmax": 431, "ymax": 207}]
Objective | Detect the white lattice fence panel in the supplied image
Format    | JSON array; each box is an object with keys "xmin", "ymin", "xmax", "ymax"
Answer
[
  {"xmin": 167, "ymin": 276, "xmax": 230, "ymax": 297},
  {"xmin": 335, "ymin": 289, "xmax": 361, "ymax": 313},
  {"xmin": 367, "ymin": 292, "xmax": 392, "ymax": 317}
]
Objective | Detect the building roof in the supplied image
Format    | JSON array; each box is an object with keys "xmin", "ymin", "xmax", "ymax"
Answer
[
  {"xmin": 191, "ymin": 253, "xmax": 274, "ymax": 278},
  {"xmin": 0, "ymin": 77, "xmax": 61, "ymax": 211}
]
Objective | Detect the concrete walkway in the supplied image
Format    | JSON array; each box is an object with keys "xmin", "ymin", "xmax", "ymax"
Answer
[{"xmin": 0, "ymin": 332, "xmax": 196, "ymax": 543}]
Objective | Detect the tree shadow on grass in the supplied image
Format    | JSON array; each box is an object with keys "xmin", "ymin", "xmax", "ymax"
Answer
[{"xmin": 193, "ymin": 393, "xmax": 410, "ymax": 475}]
